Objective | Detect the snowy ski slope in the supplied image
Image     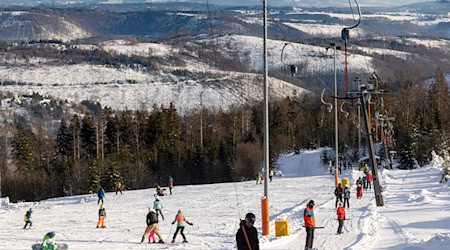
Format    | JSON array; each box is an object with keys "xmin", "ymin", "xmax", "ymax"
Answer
[{"xmin": 0, "ymin": 149, "xmax": 449, "ymax": 249}]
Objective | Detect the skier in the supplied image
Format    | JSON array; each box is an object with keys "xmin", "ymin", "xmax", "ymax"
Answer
[
  {"xmin": 356, "ymin": 184, "xmax": 363, "ymax": 199},
  {"xmin": 96, "ymin": 204, "xmax": 106, "ymax": 228},
  {"xmin": 334, "ymin": 183, "xmax": 343, "ymax": 208},
  {"xmin": 156, "ymin": 185, "xmax": 166, "ymax": 196},
  {"xmin": 356, "ymin": 177, "xmax": 362, "ymax": 187},
  {"xmin": 236, "ymin": 212, "xmax": 259, "ymax": 250},
  {"xmin": 23, "ymin": 208, "xmax": 33, "ymax": 229},
  {"xmin": 97, "ymin": 186, "xmax": 105, "ymax": 205},
  {"xmin": 148, "ymin": 229, "xmax": 156, "ymax": 243},
  {"xmin": 153, "ymin": 196, "xmax": 164, "ymax": 220},
  {"xmin": 336, "ymin": 202, "xmax": 346, "ymax": 235},
  {"xmin": 269, "ymin": 169, "xmax": 274, "ymax": 182},
  {"xmin": 141, "ymin": 208, "xmax": 164, "ymax": 244},
  {"xmin": 171, "ymin": 209, "xmax": 193, "ymax": 243},
  {"xmin": 366, "ymin": 171, "xmax": 373, "ymax": 190},
  {"xmin": 343, "ymin": 185, "xmax": 350, "ymax": 209},
  {"xmin": 363, "ymin": 164, "xmax": 370, "ymax": 174},
  {"xmin": 303, "ymin": 200, "xmax": 316, "ymax": 250},
  {"xmin": 114, "ymin": 181, "xmax": 123, "ymax": 195},
  {"xmin": 362, "ymin": 176, "xmax": 367, "ymax": 190},
  {"xmin": 42, "ymin": 231, "xmax": 57, "ymax": 250},
  {"xmin": 167, "ymin": 176, "xmax": 174, "ymax": 195}
]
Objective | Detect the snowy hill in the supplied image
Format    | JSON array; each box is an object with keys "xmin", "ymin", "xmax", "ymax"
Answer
[{"xmin": 1, "ymin": 149, "xmax": 449, "ymax": 249}]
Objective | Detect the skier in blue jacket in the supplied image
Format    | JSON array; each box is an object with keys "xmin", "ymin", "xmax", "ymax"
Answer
[
  {"xmin": 97, "ymin": 187, "xmax": 105, "ymax": 205},
  {"xmin": 153, "ymin": 196, "xmax": 164, "ymax": 220}
]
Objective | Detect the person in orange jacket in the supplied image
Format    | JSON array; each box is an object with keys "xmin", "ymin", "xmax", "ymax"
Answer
[
  {"xmin": 171, "ymin": 209, "xmax": 193, "ymax": 243},
  {"xmin": 336, "ymin": 202, "xmax": 346, "ymax": 234},
  {"xmin": 303, "ymin": 200, "xmax": 316, "ymax": 250}
]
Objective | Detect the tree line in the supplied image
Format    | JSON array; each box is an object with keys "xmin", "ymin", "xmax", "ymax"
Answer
[{"xmin": 1, "ymin": 68, "xmax": 449, "ymax": 201}]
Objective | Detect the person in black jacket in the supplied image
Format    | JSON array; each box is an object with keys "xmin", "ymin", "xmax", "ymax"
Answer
[
  {"xmin": 141, "ymin": 208, "xmax": 164, "ymax": 244},
  {"xmin": 334, "ymin": 183, "xmax": 343, "ymax": 208},
  {"xmin": 23, "ymin": 208, "xmax": 33, "ymax": 229},
  {"xmin": 236, "ymin": 213, "xmax": 259, "ymax": 250}
]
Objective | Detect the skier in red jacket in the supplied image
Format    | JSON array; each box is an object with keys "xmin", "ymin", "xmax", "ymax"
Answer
[{"xmin": 336, "ymin": 202, "xmax": 346, "ymax": 234}]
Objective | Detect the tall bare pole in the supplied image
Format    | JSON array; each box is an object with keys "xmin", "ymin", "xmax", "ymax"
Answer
[
  {"xmin": 334, "ymin": 45, "xmax": 339, "ymax": 187},
  {"xmin": 261, "ymin": 0, "xmax": 270, "ymax": 236}
]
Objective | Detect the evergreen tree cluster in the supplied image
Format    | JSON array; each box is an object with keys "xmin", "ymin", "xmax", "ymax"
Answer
[
  {"xmin": 1, "ymin": 68, "xmax": 449, "ymax": 201},
  {"xmin": 2, "ymin": 96, "xmax": 338, "ymax": 201}
]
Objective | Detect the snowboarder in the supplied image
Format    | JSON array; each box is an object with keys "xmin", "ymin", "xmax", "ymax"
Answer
[
  {"xmin": 334, "ymin": 183, "xmax": 343, "ymax": 208},
  {"xmin": 96, "ymin": 204, "xmax": 106, "ymax": 228},
  {"xmin": 269, "ymin": 169, "xmax": 274, "ymax": 182},
  {"xmin": 343, "ymin": 185, "xmax": 350, "ymax": 209},
  {"xmin": 303, "ymin": 200, "xmax": 316, "ymax": 250},
  {"xmin": 141, "ymin": 208, "xmax": 164, "ymax": 244},
  {"xmin": 336, "ymin": 202, "xmax": 346, "ymax": 235},
  {"xmin": 42, "ymin": 231, "xmax": 57, "ymax": 250},
  {"xmin": 97, "ymin": 187, "xmax": 105, "ymax": 205},
  {"xmin": 167, "ymin": 176, "xmax": 174, "ymax": 195},
  {"xmin": 23, "ymin": 208, "xmax": 33, "ymax": 229},
  {"xmin": 171, "ymin": 209, "xmax": 193, "ymax": 243},
  {"xmin": 153, "ymin": 196, "xmax": 164, "ymax": 220},
  {"xmin": 236, "ymin": 212, "xmax": 259, "ymax": 250},
  {"xmin": 366, "ymin": 172, "xmax": 373, "ymax": 190},
  {"xmin": 357, "ymin": 184, "xmax": 363, "ymax": 199},
  {"xmin": 114, "ymin": 181, "xmax": 123, "ymax": 195}
]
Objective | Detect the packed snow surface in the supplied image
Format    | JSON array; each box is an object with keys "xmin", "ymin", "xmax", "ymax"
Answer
[{"xmin": 1, "ymin": 149, "xmax": 449, "ymax": 249}]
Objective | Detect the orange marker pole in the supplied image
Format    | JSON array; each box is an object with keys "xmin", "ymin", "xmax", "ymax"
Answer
[{"xmin": 262, "ymin": 197, "xmax": 270, "ymax": 236}]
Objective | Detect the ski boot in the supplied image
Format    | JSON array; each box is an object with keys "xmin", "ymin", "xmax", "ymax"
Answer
[
  {"xmin": 182, "ymin": 240, "xmax": 188, "ymax": 243},
  {"xmin": 172, "ymin": 239, "xmax": 175, "ymax": 243},
  {"xmin": 158, "ymin": 240, "xmax": 165, "ymax": 244}
]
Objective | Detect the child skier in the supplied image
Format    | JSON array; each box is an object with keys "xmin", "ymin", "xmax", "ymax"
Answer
[
  {"xmin": 97, "ymin": 187, "xmax": 105, "ymax": 205},
  {"xmin": 42, "ymin": 231, "xmax": 57, "ymax": 250},
  {"xmin": 362, "ymin": 176, "xmax": 367, "ymax": 190},
  {"xmin": 23, "ymin": 208, "xmax": 33, "ymax": 229},
  {"xmin": 357, "ymin": 184, "xmax": 363, "ymax": 199},
  {"xmin": 96, "ymin": 204, "xmax": 106, "ymax": 228},
  {"xmin": 148, "ymin": 229, "xmax": 156, "ymax": 243},
  {"xmin": 343, "ymin": 185, "xmax": 350, "ymax": 209},
  {"xmin": 336, "ymin": 202, "xmax": 346, "ymax": 235},
  {"xmin": 153, "ymin": 196, "xmax": 164, "ymax": 220},
  {"xmin": 236, "ymin": 212, "xmax": 259, "ymax": 250},
  {"xmin": 142, "ymin": 208, "xmax": 164, "ymax": 244},
  {"xmin": 171, "ymin": 209, "xmax": 193, "ymax": 243}
]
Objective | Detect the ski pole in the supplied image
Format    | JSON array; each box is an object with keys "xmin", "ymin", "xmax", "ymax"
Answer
[{"xmin": 168, "ymin": 223, "xmax": 173, "ymax": 240}]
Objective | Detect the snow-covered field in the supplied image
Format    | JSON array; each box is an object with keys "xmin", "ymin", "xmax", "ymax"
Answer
[
  {"xmin": 0, "ymin": 63, "xmax": 307, "ymax": 112},
  {"xmin": 216, "ymin": 35, "xmax": 374, "ymax": 74},
  {"xmin": 1, "ymin": 149, "xmax": 449, "ymax": 249}
]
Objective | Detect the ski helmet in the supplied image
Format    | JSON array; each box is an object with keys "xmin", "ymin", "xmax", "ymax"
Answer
[
  {"xmin": 308, "ymin": 200, "xmax": 315, "ymax": 207},
  {"xmin": 100, "ymin": 204, "xmax": 104, "ymax": 209},
  {"xmin": 245, "ymin": 213, "xmax": 256, "ymax": 223},
  {"xmin": 155, "ymin": 196, "xmax": 160, "ymax": 201},
  {"xmin": 48, "ymin": 231, "xmax": 55, "ymax": 238},
  {"xmin": 29, "ymin": 208, "xmax": 33, "ymax": 212}
]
